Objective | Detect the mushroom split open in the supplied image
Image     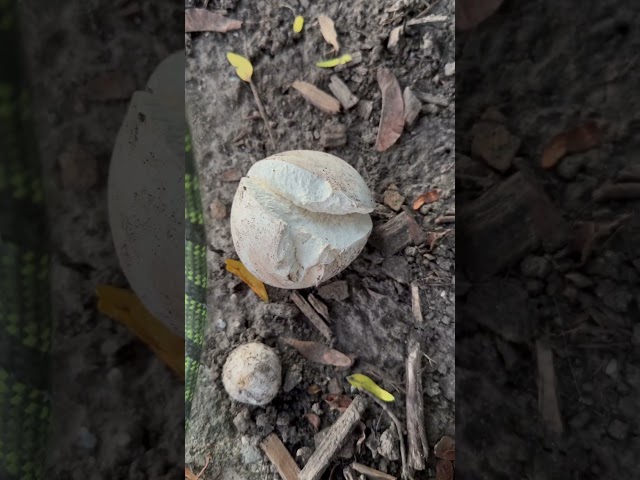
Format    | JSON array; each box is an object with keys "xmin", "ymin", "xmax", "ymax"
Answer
[{"xmin": 230, "ymin": 150, "xmax": 375, "ymax": 289}]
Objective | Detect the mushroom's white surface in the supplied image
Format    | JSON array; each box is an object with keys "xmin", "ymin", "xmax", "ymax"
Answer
[
  {"xmin": 222, "ymin": 342, "xmax": 282, "ymax": 406},
  {"xmin": 230, "ymin": 150, "xmax": 375, "ymax": 289},
  {"xmin": 108, "ymin": 51, "xmax": 184, "ymax": 336}
]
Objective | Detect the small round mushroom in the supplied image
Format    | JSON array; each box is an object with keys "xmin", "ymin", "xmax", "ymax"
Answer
[
  {"xmin": 230, "ymin": 150, "xmax": 375, "ymax": 289},
  {"xmin": 222, "ymin": 342, "xmax": 282, "ymax": 406}
]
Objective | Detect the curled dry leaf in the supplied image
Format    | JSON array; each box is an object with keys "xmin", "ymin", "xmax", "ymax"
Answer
[
  {"xmin": 185, "ymin": 9, "xmax": 243, "ymax": 33},
  {"xmin": 375, "ymin": 68, "xmax": 404, "ymax": 152},
  {"xmin": 436, "ymin": 459, "xmax": 454, "ymax": 480},
  {"xmin": 324, "ymin": 393, "xmax": 353, "ymax": 412},
  {"xmin": 434, "ymin": 435, "xmax": 455, "ymax": 461},
  {"xmin": 225, "ymin": 259, "xmax": 269, "ymax": 302},
  {"xmin": 456, "ymin": 0, "xmax": 504, "ymax": 31},
  {"xmin": 318, "ymin": 14, "xmax": 340, "ymax": 52},
  {"xmin": 413, "ymin": 190, "xmax": 440, "ymax": 210},
  {"xmin": 305, "ymin": 413, "xmax": 321, "ymax": 432},
  {"xmin": 541, "ymin": 121, "xmax": 604, "ymax": 169},
  {"xmin": 291, "ymin": 80, "xmax": 341, "ymax": 114},
  {"xmin": 282, "ymin": 338, "xmax": 353, "ymax": 368}
]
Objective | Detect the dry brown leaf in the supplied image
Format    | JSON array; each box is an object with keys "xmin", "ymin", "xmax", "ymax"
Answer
[
  {"xmin": 541, "ymin": 121, "xmax": 604, "ymax": 169},
  {"xmin": 318, "ymin": 14, "xmax": 340, "ymax": 52},
  {"xmin": 185, "ymin": 9, "xmax": 243, "ymax": 33},
  {"xmin": 225, "ymin": 259, "xmax": 269, "ymax": 302},
  {"xmin": 413, "ymin": 190, "xmax": 440, "ymax": 210},
  {"xmin": 185, "ymin": 467, "xmax": 198, "ymax": 480},
  {"xmin": 425, "ymin": 231, "xmax": 447, "ymax": 252},
  {"xmin": 434, "ymin": 435, "xmax": 455, "ymax": 461},
  {"xmin": 291, "ymin": 80, "xmax": 341, "ymax": 114},
  {"xmin": 456, "ymin": 0, "xmax": 504, "ymax": 30},
  {"xmin": 308, "ymin": 384, "xmax": 322, "ymax": 395},
  {"xmin": 324, "ymin": 393, "xmax": 353, "ymax": 412},
  {"xmin": 436, "ymin": 459, "xmax": 454, "ymax": 480},
  {"xmin": 304, "ymin": 413, "xmax": 321, "ymax": 432},
  {"xmin": 283, "ymin": 337, "xmax": 353, "ymax": 368},
  {"xmin": 375, "ymin": 68, "xmax": 404, "ymax": 152}
]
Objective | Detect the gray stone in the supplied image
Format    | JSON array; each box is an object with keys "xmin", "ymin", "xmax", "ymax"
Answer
[
  {"xmin": 240, "ymin": 436, "xmax": 262, "ymax": 464},
  {"xmin": 233, "ymin": 409, "xmax": 252, "ymax": 434},
  {"xmin": 282, "ymin": 363, "xmax": 303, "ymax": 392},
  {"xmin": 520, "ymin": 255, "xmax": 551, "ymax": 279},
  {"xmin": 381, "ymin": 256, "xmax": 411, "ymax": 284},
  {"xmin": 317, "ymin": 280, "xmax": 349, "ymax": 301},
  {"xmin": 378, "ymin": 427, "xmax": 400, "ymax": 461},
  {"xmin": 296, "ymin": 446, "xmax": 313, "ymax": 466}
]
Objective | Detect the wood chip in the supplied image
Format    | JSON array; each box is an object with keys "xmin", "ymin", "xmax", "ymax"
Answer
[
  {"xmin": 387, "ymin": 25, "xmax": 403, "ymax": 52},
  {"xmin": 403, "ymin": 87, "xmax": 422, "ymax": 127},
  {"xmin": 292, "ymin": 81, "xmax": 340, "ymax": 114},
  {"xmin": 318, "ymin": 14, "xmax": 340, "ymax": 52},
  {"xmin": 369, "ymin": 211, "xmax": 426, "ymax": 257},
  {"xmin": 299, "ymin": 395, "xmax": 368, "ymax": 480},
  {"xmin": 593, "ymin": 182, "xmax": 640, "ymax": 201},
  {"xmin": 185, "ymin": 9, "xmax": 242, "ymax": 32},
  {"xmin": 328, "ymin": 75, "xmax": 359, "ymax": 110},
  {"xmin": 283, "ymin": 338, "xmax": 352, "ymax": 368},
  {"xmin": 85, "ymin": 72, "xmax": 135, "ymax": 101},
  {"xmin": 406, "ymin": 338, "xmax": 428, "ymax": 470},
  {"xmin": 541, "ymin": 121, "xmax": 604, "ymax": 169},
  {"xmin": 536, "ymin": 339, "xmax": 563, "ymax": 434},
  {"xmin": 260, "ymin": 433, "xmax": 301, "ymax": 480},
  {"xmin": 383, "ymin": 189, "xmax": 405, "ymax": 211},
  {"xmin": 375, "ymin": 68, "xmax": 404, "ymax": 152},
  {"xmin": 290, "ymin": 292, "xmax": 333, "ymax": 340},
  {"xmin": 351, "ymin": 462, "xmax": 396, "ymax": 480},
  {"xmin": 320, "ymin": 124, "xmax": 347, "ymax": 148},
  {"xmin": 410, "ymin": 283, "xmax": 423, "ymax": 323},
  {"xmin": 456, "ymin": 0, "xmax": 504, "ymax": 30},
  {"xmin": 307, "ymin": 293, "xmax": 330, "ymax": 322}
]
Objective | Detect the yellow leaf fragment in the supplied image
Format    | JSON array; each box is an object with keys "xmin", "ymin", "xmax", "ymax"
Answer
[
  {"xmin": 225, "ymin": 259, "xmax": 269, "ymax": 302},
  {"xmin": 293, "ymin": 15, "xmax": 304, "ymax": 33},
  {"xmin": 96, "ymin": 285, "xmax": 185, "ymax": 380},
  {"xmin": 318, "ymin": 14, "xmax": 339, "ymax": 52},
  {"xmin": 347, "ymin": 373, "xmax": 395, "ymax": 402},
  {"xmin": 316, "ymin": 54, "xmax": 352, "ymax": 68},
  {"xmin": 226, "ymin": 52, "xmax": 253, "ymax": 82}
]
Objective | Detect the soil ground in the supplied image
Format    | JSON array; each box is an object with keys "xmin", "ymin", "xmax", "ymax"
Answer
[
  {"xmin": 17, "ymin": 2, "xmax": 184, "ymax": 478},
  {"xmin": 186, "ymin": 0, "xmax": 455, "ymax": 479},
  {"xmin": 457, "ymin": 1, "xmax": 640, "ymax": 479}
]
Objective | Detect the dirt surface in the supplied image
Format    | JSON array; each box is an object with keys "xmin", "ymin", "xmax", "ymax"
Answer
[
  {"xmin": 186, "ymin": 0, "xmax": 455, "ymax": 478},
  {"xmin": 457, "ymin": 1, "xmax": 640, "ymax": 479},
  {"xmin": 17, "ymin": 2, "xmax": 184, "ymax": 478}
]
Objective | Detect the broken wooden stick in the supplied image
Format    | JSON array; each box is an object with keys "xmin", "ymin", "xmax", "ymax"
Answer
[
  {"xmin": 536, "ymin": 339, "xmax": 563, "ymax": 434},
  {"xmin": 410, "ymin": 283, "xmax": 423, "ymax": 323},
  {"xmin": 260, "ymin": 433, "xmax": 301, "ymax": 480},
  {"xmin": 249, "ymin": 81, "xmax": 276, "ymax": 150},
  {"xmin": 307, "ymin": 293, "xmax": 330, "ymax": 322},
  {"xmin": 299, "ymin": 395, "xmax": 368, "ymax": 480},
  {"xmin": 290, "ymin": 292, "xmax": 333, "ymax": 341},
  {"xmin": 352, "ymin": 462, "xmax": 397, "ymax": 479},
  {"xmin": 406, "ymin": 338, "xmax": 428, "ymax": 470}
]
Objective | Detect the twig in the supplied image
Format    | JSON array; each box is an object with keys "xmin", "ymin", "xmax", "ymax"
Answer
[
  {"xmin": 406, "ymin": 339, "xmax": 428, "ymax": 470},
  {"xmin": 249, "ymin": 80, "xmax": 276, "ymax": 150},
  {"xmin": 260, "ymin": 433, "xmax": 301, "ymax": 480},
  {"xmin": 290, "ymin": 292, "xmax": 333, "ymax": 341},
  {"xmin": 351, "ymin": 462, "xmax": 396, "ymax": 479},
  {"xmin": 410, "ymin": 283, "xmax": 423, "ymax": 323},
  {"xmin": 299, "ymin": 395, "xmax": 368, "ymax": 480},
  {"xmin": 360, "ymin": 390, "xmax": 413, "ymax": 480}
]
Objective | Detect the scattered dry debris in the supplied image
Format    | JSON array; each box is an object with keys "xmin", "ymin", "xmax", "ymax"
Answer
[
  {"xmin": 318, "ymin": 14, "xmax": 340, "ymax": 52},
  {"xmin": 325, "ymin": 394, "xmax": 353, "ymax": 413},
  {"xmin": 592, "ymin": 182, "xmax": 640, "ymax": 201},
  {"xmin": 290, "ymin": 292, "xmax": 333, "ymax": 340},
  {"xmin": 413, "ymin": 190, "xmax": 440, "ymax": 210},
  {"xmin": 406, "ymin": 339, "xmax": 428, "ymax": 470},
  {"xmin": 185, "ymin": 9, "xmax": 242, "ymax": 33},
  {"xmin": 85, "ymin": 72, "xmax": 135, "ymax": 101},
  {"xmin": 292, "ymin": 81, "xmax": 341, "ymax": 114},
  {"xmin": 351, "ymin": 462, "xmax": 397, "ymax": 479},
  {"xmin": 471, "ymin": 119, "xmax": 521, "ymax": 172},
  {"xmin": 375, "ymin": 68, "xmax": 405, "ymax": 152},
  {"xmin": 541, "ymin": 121, "xmax": 604, "ymax": 169},
  {"xmin": 402, "ymin": 87, "xmax": 422, "ymax": 127},
  {"xmin": 456, "ymin": 0, "xmax": 504, "ymax": 30},
  {"xmin": 383, "ymin": 189, "xmax": 405, "ymax": 211},
  {"xmin": 58, "ymin": 144, "xmax": 98, "ymax": 191},
  {"xmin": 260, "ymin": 433, "xmax": 302, "ymax": 480},
  {"xmin": 299, "ymin": 395, "xmax": 368, "ymax": 480},
  {"xmin": 536, "ymin": 339, "xmax": 564, "ymax": 434},
  {"xmin": 282, "ymin": 338, "xmax": 352, "ymax": 368},
  {"xmin": 328, "ymin": 75, "xmax": 359, "ymax": 110},
  {"xmin": 209, "ymin": 199, "xmax": 227, "ymax": 219},
  {"xmin": 320, "ymin": 123, "xmax": 347, "ymax": 148},
  {"xmin": 370, "ymin": 211, "xmax": 426, "ymax": 257}
]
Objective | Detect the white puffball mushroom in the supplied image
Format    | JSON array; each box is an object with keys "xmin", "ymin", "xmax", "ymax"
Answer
[
  {"xmin": 222, "ymin": 342, "xmax": 282, "ymax": 406},
  {"xmin": 230, "ymin": 150, "xmax": 375, "ymax": 289},
  {"xmin": 108, "ymin": 51, "xmax": 184, "ymax": 336}
]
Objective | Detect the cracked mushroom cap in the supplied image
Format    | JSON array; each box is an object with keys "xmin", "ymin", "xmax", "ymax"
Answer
[
  {"xmin": 222, "ymin": 342, "xmax": 282, "ymax": 406},
  {"xmin": 230, "ymin": 150, "xmax": 375, "ymax": 289}
]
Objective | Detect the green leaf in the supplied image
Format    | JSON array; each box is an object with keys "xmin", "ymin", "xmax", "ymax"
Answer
[{"xmin": 346, "ymin": 373, "xmax": 395, "ymax": 402}]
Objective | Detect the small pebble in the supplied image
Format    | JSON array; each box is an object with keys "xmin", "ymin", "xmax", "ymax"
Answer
[
  {"xmin": 444, "ymin": 62, "xmax": 455, "ymax": 76},
  {"xmin": 605, "ymin": 358, "xmax": 618, "ymax": 376}
]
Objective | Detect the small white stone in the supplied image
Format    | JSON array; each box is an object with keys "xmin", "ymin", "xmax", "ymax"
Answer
[{"xmin": 444, "ymin": 62, "xmax": 455, "ymax": 76}]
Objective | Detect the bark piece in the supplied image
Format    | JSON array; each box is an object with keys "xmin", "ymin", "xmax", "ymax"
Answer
[
  {"xmin": 375, "ymin": 68, "xmax": 404, "ymax": 152},
  {"xmin": 292, "ymin": 81, "xmax": 341, "ymax": 114},
  {"xmin": 299, "ymin": 395, "xmax": 368, "ymax": 480},
  {"xmin": 329, "ymin": 75, "xmax": 359, "ymax": 110},
  {"xmin": 457, "ymin": 172, "xmax": 568, "ymax": 280},
  {"xmin": 406, "ymin": 338, "xmax": 428, "ymax": 470},
  {"xmin": 536, "ymin": 340, "xmax": 563, "ymax": 434},
  {"xmin": 369, "ymin": 211, "xmax": 426, "ymax": 257},
  {"xmin": 260, "ymin": 433, "xmax": 301, "ymax": 480},
  {"xmin": 403, "ymin": 87, "xmax": 422, "ymax": 127},
  {"xmin": 291, "ymin": 292, "xmax": 333, "ymax": 341},
  {"xmin": 351, "ymin": 462, "xmax": 396, "ymax": 479},
  {"xmin": 320, "ymin": 123, "xmax": 347, "ymax": 148}
]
